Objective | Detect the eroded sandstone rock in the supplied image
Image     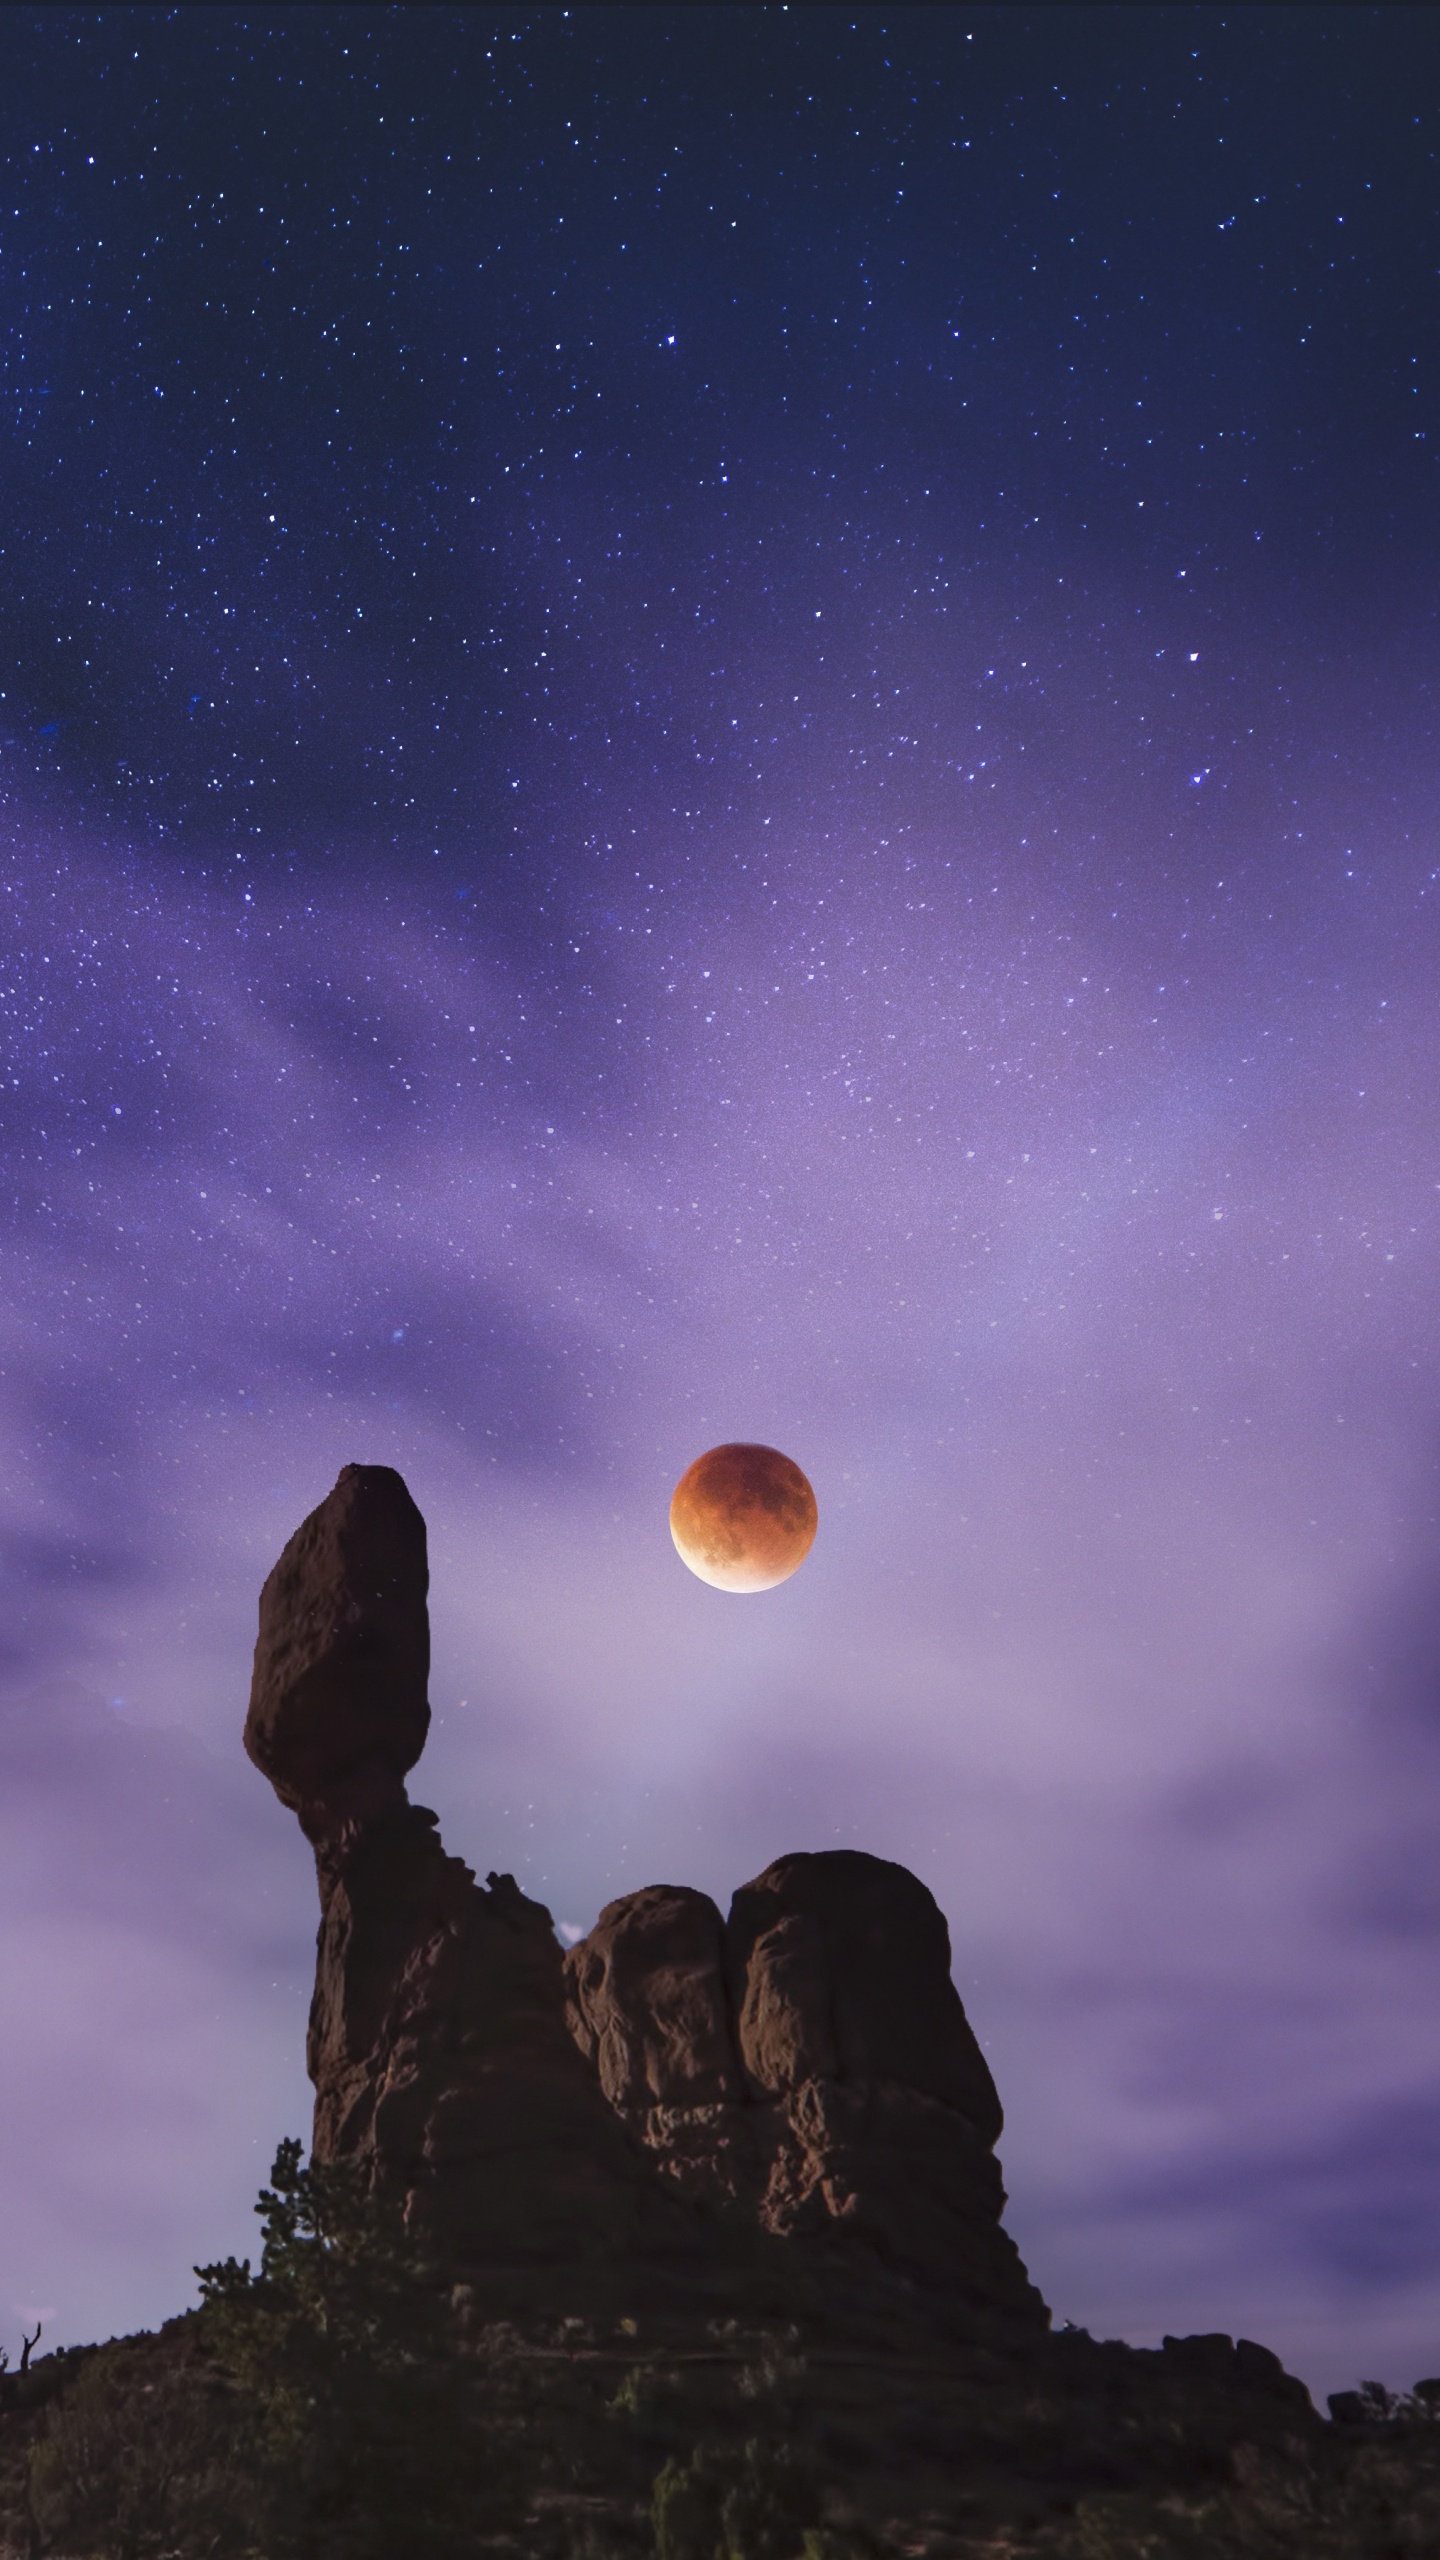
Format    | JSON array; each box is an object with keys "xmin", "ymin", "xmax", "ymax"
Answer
[
  {"xmin": 564, "ymin": 1883, "xmax": 741, "ymax": 2118},
  {"xmin": 245, "ymin": 1462, "xmax": 430, "ymax": 1837},
  {"xmin": 565, "ymin": 1884, "xmax": 765, "ymax": 2212},
  {"xmin": 246, "ymin": 1466, "xmax": 687, "ymax": 2276},
  {"xmin": 727, "ymin": 1852, "xmax": 1033, "ymax": 2311},
  {"xmin": 564, "ymin": 1851, "xmax": 1044, "ymax": 2320},
  {"xmin": 249, "ymin": 1465, "xmax": 1046, "ymax": 2325},
  {"xmin": 728, "ymin": 1851, "xmax": 1003, "ymax": 2136}
]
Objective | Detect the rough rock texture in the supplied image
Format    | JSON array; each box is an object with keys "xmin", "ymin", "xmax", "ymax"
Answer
[
  {"xmin": 246, "ymin": 1467, "xmax": 688, "ymax": 2277},
  {"xmin": 732, "ymin": 1851, "xmax": 1023, "ymax": 2306},
  {"xmin": 565, "ymin": 1853, "xmax": 1042, "ymax": 2317},
  {"xmin": 564, "ymin": 1884, "xmax": 763, "ymax": 2213},
  {"xmin": 245, "ymin": 1463, "xmax": 430, "ymax": 1837},
  {"xmin": 249, "ymin": 1464, "xmax": 1046, "ymax": 2325}
]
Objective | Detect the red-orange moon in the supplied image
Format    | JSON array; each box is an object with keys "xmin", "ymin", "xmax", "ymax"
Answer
[{"xmin": 669, "ymin": 1443, "xmax": 818, "ymax": 1592}]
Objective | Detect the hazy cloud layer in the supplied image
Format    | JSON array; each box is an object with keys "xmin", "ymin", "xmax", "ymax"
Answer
[
  {"xmin": 3, "ymin": 809, "xmax": 1438, "ymax": 2395},
  {"xmin": 2, "ymin": 3, "xmax": 1438, "ymax": 2404}
]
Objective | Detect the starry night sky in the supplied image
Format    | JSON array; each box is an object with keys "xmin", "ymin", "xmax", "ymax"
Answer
[{"xmin": 2, "ymin": 3, "xmax": 1439, "ymax": 2395}]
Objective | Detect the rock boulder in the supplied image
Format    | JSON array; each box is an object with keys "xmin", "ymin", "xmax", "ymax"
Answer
[
  {"xmin": 245, "ymin": 1462, "xmax": 430, "ymax": 1837},
  {"xmin": 565, "ymin": 1850, "xmax": 1042, "ymax": 2319}
]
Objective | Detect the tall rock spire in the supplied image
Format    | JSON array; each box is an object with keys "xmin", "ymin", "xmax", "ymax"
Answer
[{"xmin": 245, "ymin": 1465, "xmax": 689, "ymax": 2288}]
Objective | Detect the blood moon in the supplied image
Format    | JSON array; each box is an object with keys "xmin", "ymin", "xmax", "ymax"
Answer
[{"xmin": 668, "ymin": 1443, "xmax": 818, "ymax": 1592}]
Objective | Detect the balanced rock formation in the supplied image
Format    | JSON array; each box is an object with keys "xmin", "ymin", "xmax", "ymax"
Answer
[
  {"xmin": 247, "ymin": 1464, "xmax": 1046, "ymax": 2328},
  {"xmin": 245, "ymin": 1461, "xmax": 430, "ymax": 1838},
  {"xmin": 246, "ymin": 1465, "xmax": 687, "ymax": 2276}
]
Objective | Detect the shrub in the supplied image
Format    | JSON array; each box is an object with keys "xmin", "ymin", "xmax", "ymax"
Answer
[
  {"xmin": 651, "ymin": 2437, "xmax": 819, "ymax": 2560},
  {"xmin": 195, "ymin": 2137, "xmax": 508, "ymax": 2560},
  {"xmin": 26, "ymin": 2337, "xmax": 253, "ymax": 2559}
]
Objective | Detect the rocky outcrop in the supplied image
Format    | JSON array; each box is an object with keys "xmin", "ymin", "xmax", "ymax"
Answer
[
  {"xmin": 734, "ymin": 1851, "xmax": 1023, "ymax": 2309},
  {"xmin": 247, "ymin": 1464, "xmax": 1047, "ymax": 2327},
  {"xmin": 563, "ymin": 1883, "xmax": 762, "ymax": 2212},
  {"xmin": 245, "ymin": 1462, "xmax": 431, "ymax": 1839},
  {"xmin": 565, "ymin": 1854, "xmax": 1043, "ymax": 2317},
  {"xmin": 245, "ymin": 1466, "xmax": 688, "ymax": 2276}
]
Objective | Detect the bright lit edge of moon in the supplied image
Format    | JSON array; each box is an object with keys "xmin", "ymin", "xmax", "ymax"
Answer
[{"xmin": 668, "ymin": 1442, "xmax": 819, "ymax": 1594}]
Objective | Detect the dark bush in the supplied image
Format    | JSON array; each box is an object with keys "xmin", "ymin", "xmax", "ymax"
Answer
[
  {"xmin": 194, "ymin": 2136, "xmax": 511, "ymax": 2560},
  {"xmin": 26, "ymin": 2335, "xmax": 254, "ymax": 2559},
  {"xmin": 651, "ymin": 2437, "xmax": 818, "ymax": 2560}
]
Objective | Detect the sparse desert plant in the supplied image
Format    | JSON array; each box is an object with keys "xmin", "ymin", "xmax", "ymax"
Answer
[
  {"xmin": 194, "ymin": 2136, "xmax": 512, "ymax": 2559},
  {"xmin": 1026, "ymin": 2410, "xmax": 1440, "ymax": 2560},
  {"xmin": 26, "ymin": 2335, "xmax": 255, "ymax": 2559},
  {"xmin": 651, "ymin": 2437, "xmax": 819, "ymax": 2560},
  {"xmin": 736, "ymin": 2330, "xmax": 806, "ymax": 2408}
]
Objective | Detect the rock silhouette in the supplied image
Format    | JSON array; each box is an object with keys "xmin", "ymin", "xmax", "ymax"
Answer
[
  {"xmin": 0, "ymin": 1450, "xmax": 1324, "ymax": 2560},
  {"xmin": 245, "ymin": 1462, "xmax": 430, "ymax": 1837},
  {"xmin": 247, "ymin": 1467, "xmax": 681, "ymax": 2278},
  {"xmin": 566, "ymin": 1857, "xmax": 1041, "ymax": 2314},
  {"xmin": 247, "ymin": 1464, "xmax": 1046, "ymax": 2325}
]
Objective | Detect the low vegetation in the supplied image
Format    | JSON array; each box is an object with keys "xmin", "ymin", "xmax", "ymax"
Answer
[{"xmin": 3, "ymin": 2146, "xmax": 1440, "ymax": 2559}]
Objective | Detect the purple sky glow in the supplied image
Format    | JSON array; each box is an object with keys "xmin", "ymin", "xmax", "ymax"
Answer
[{"xmin": 1, "ymin": 4, "xmax": 1438, "ymax": 2402}]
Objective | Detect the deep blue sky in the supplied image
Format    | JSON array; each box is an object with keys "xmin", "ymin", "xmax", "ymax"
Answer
[{"xmin": 2, "ymin": 4, "xmax": 1439, "ymax": 2397}]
